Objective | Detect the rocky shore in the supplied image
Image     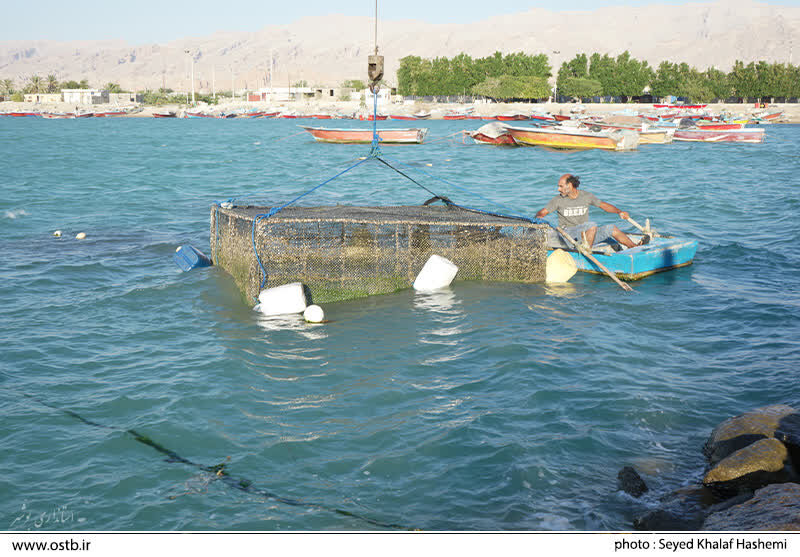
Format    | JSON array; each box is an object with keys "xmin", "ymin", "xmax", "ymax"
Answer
[{"xmin": 619, "ymin": 405, "xmax": 800, "ymax": 530}]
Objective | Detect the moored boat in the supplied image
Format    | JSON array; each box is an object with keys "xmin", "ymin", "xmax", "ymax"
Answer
[
  {"xmin": 153, "ymin": 111, "xmax": 177, "ymax": 118},
  {"xmin": 467, "ymin": 122, "xmax": 515, "ymax": 145},
  {"xmin": 506, "ymin": 125, "xmax": 639, "ymax": 151},
  {"xmin": 673, "ymin": 128, "xmax": 765, "ymax": 143},
  {"xmin": 300, "ymin": 126, "xmax": 428, "ymax": 144},
  {"xmin": 553, "ymin": 235, "xmax": 698, "ymax": 280}
]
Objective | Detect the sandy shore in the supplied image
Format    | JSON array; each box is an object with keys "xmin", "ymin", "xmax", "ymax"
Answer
[{"xmin": 2, "ymin": 99, "xmax": 798, "ymax": 123}]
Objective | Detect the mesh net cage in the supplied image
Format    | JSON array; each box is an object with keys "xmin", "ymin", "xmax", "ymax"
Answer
[{"xmin": 211, "ymin": 204, "xmax": 549, "ymax": 304}]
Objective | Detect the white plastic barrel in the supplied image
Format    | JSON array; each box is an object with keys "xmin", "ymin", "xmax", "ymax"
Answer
[
  {"xmin": 255, "ymin": 282, "xmax": 308, "ymax": 316},
  {"xmin": 413, "ymin": 255, "xmax": 459, "ymax": 292},
  {"xmin": 546, "ymin": 249, "xmax": 577, "ymax": 283}
]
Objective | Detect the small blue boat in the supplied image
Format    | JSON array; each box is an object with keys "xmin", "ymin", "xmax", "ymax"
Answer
[{"xmin": 550, "ymin": 236, "xmax": 698, "ymax": 281}]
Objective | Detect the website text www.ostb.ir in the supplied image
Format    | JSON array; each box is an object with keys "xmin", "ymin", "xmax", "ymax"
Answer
[{"xmin": 11, "ymin": 538, "xmax": 91, "ymax": 552}]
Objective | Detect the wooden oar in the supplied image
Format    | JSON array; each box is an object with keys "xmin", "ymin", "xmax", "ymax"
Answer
[
  {"xmin": 625, "ymin": 217, "xmax": 670, "ymax": 239},
  {"xmin": 555, "ymin": 226, "xmax": 633, "ymax": 292}
]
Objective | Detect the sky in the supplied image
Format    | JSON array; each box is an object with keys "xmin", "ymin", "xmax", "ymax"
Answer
[{"xmin": 2, "ymin": 0, "xmax": 798, "ymax": 44}]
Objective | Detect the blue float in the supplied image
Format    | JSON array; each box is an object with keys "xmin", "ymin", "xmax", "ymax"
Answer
[{"xmin": 174, "ymin": 245, "xmax": 213, "ymax": 272}]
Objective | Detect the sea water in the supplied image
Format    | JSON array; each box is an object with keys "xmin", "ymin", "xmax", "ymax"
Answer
[{"xmin": 1, "ymin": 117, "xmax": 798, "ymax": 531}]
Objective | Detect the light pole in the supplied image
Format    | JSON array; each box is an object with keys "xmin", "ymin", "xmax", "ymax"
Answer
[
  {"xmin": 185, "ymin": 49, "xmax": 195, "ymax": 104},
  {"xmin": 552, "ymin": 51, "xmax": 560, "ymax": 104}
]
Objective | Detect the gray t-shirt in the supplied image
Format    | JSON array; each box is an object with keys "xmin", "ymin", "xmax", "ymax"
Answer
[{"xmin": 544, "ymin": 190, "xmax": 602, "ymax": 228}]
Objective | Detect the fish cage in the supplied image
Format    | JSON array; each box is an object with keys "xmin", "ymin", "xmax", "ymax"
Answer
[{"xmin": 210, "ymin": 204, "xmax": 549, "ymax": 304}]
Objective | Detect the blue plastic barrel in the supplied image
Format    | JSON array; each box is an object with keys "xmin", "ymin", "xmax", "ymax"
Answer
[{"xmin": 174, "ymin": 245, "xmax": 212, "ymax": 272}]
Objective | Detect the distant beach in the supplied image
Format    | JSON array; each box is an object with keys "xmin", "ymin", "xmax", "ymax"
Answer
[{"xmin": 2, "ymin": 99, "xmax": 799, "ymax": 123}]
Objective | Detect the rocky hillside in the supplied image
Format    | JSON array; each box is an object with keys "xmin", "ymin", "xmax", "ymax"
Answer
[{"xmin": 1, "ymin": 0, "xmax": 797, "ymax": 92}]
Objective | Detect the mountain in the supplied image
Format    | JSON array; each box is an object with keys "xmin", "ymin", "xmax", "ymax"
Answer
[{"xmin": 1, "ymin": 0, "xmax": 798, "ymax": 92}]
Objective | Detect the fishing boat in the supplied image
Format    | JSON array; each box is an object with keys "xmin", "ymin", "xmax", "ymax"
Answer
[
  {"xmin": 388, "ymin": 114, "xmax": 418, "ymax": 121},
  {"xmin": 495, "ymin": 113, "xmax": 530, "ymax": 121},
  {"xmin": 639, "ymin": 129, "xmax": 674, "ymax": 144},
  {"xmin": 553, "ymin": 235, "xmax": 699, "ymax": 280},
  {"xmin": 506, "ymin": 125, "xmax": 639, "ymax": 151},
  {"xmin": 673, "ymin": 128, "xmax": 765, "ymax": 143},
  {"xmin": 467, "ymin": 122, "xmax": 515, "ymax": 145},
  {"xmin": 358, "ymin": 113, "xmax": 388, "ymax": 121},
  {"xmin": 412, "ymin": 111, "xmax": 432, "ymax": 120},
  {"xmin": 300, "ymin": 126, "xmax": 428, "ymax": 144},
  {"xmin": 443, "ymin": 112, "xmax": 468, "ymax": 120},
  {"xmin": 153, "ymin": 111, "xmax": 177, "ymax": 118},
  {"xmin": 695, "ymin": 121, "xmax": 746, "ymax": 130}
]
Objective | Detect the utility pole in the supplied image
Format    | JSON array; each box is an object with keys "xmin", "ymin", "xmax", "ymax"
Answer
[
  {"xmin": 184, "ymin": 49, "xmax": 195, "ymax": 104},
  {"xmin": 230, "ymin": 66, "xmax": 234, "ymax": 101}
]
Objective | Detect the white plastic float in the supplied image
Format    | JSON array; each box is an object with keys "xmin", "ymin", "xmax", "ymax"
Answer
[
  {"xmin": 254, "ymin": 282, "xmax": 308, "ymax": 316},
  {"xmin": 413, "ymin": 255, "xmax": 459, "ymax": 292}
]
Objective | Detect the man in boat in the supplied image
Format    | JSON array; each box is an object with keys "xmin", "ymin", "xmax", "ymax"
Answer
[{"xmin": 535, "ymin": 174, "xmax": 649, "ymax": 250}]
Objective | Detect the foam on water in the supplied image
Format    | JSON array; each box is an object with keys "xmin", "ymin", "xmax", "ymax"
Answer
[{"xmin": 1, "ymin": 118, "xmax": 799, "ymax": 531}]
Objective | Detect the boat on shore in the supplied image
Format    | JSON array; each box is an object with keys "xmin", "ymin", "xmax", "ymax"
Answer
[
  {"xmin": 300, "ymin": 126, "xmax": 429, "ymax": 144},
  {"xmin": 153, "ymin": 111, "xmax": 177, "ymax": 118},
  {"xmin": 554, "ymin": 235, "xmax": 699, "ymax": 280},
  {"xmin": 673, "ymin": 128, "xmax": 765, "ymax": 143},
  {"xmin": 506, "ymin": 125, "xmax": 639, "ymax": 151}
]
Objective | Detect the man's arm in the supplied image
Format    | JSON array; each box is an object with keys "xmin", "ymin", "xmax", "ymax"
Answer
[
  {"xmin": 535, "ymin": 208, "xmax": 549, "ymax": 218},
  {"xmin": 597, "ymin": 201, "xmax": 629, "ymax": 220}
]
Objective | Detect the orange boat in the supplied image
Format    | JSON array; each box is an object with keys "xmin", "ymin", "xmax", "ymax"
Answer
[
  {"xmin": 506, "ymin": 125, "xmax": 639, "ymax": 151},
  {"xmin": 301, "ymin": 126, "xmax": 428, "ymax": 144},
  {"xmin": 467, "ymin": 122, "xmax": 515, "ymax": 145}
]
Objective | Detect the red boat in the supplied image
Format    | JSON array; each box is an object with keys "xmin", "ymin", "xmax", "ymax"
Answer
[
  {"xmin": 388, "ymin": 115, "xmax": 418, "ymax": 121},
  {"xmin": 153, "ymin": 111, "xmax": 177, "ymax": 118},
  {"xmin": 695, "ymin": 122, "xmax": 746, "ymax": 130},
  {"xmin": 5, "ymin": 112, "xmax": 40, "ymax": 117},
  {"xmin": 301, "ymin": 126, "xmax": 428, "ymax": 144},
  {"xmin": 443, "ymin": 113, "xmax": 467, "ymax": 120},
  {"xmin": 93, "ymin": 110, "xmax": 127, "ymax": 117},
  {"xmin": 310, "ymin": 114, "xmax": 334, "ymax": 119},
  {"xmin": 673, "ymin": 128, "xmax": 765, "ymax": 143},
  {"xmin": 467, "ymin": 122, "xmax": 515, "ymax": 145},
  {"xmin": 496, "ymin": 113, "xmax": 531, "ymax": 121},
  {"xmin": 358, "ymin": 114, "xmax": 388, "ymax": 121},
  {"xmin": 553, "ymin": 114, "xmax": 571, "ymax": 121},
  {"xmin": 528, "ymin": 113, "xmax": 556, "ymax": 122}
]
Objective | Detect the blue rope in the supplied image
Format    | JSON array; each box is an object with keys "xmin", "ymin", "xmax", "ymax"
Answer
[
  {"xmin": 369, "ymin": 87, "xmax": 381, "ymax": 157},
  {"xmin": 377, "ymin": 153, "xmax": 549, "ymax": 226},
  {"xmin": 250, "ymin": 156, "xmax": 372, "ymax": 296}
]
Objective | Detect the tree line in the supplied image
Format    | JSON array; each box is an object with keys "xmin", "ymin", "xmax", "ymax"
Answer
[
  {"xmin": 397, "ymin": 51, "xmax": 800, "ymax": 102},
  {"xmin": 0, "ymin": 75, "xmax": 128, "ymax": 101}
]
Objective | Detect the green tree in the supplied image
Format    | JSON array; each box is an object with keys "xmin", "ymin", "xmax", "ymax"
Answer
[
  {"xmin": 472, "ymin": 75, "xmax": 550, "ymax": 100},
  {"xmin": 79, "ymin": 79, "xmax": 90, "ymax": 89},
  {"xmin": 611, "ymin": 51, "xmax": 652, "ymax": 101},
  {"xmin": 104, "ymin": 82, "xmax": 124, "ymax": 93},
  {"xmin": 558, "ymin": 77, "xmax": 603, "ymax": 100},
  {"xmin": 704, "ymin": 67, "xmax": 731, "ymax": 100},
  {"xmin": 61, "ymin": 80, "xmax": 81, "ymax": 89},
  {"xmin": 728, "ymin": 60, "xmax": 759, "ymax": 99},
  {"xmin": 0, "ymin": 78, "xmax": 14, "ymax": 95},
  {"xmin": 341, "ymin": 79, "xmax": 366, "ymax": 90},
  {"xmin": 24, "ymin": 75, "xmax": 43, "ymax": 94},
  {"xmin": 588, "ymin": 53, "xmax": 615, "ymax": 96},
  {"xmin": 46, "ymin": 74, "xmax": 59, "ymax": 93}
]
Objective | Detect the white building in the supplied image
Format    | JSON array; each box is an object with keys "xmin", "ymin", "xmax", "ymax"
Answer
[{"xmin": 61, "ymin": 89, "xmax": 108, "ymax": 105}]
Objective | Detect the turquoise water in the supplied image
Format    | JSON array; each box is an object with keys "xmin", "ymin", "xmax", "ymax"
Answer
[{"xmin": 2, "ymin": 117, "xmax": 799, "ymax": 531}]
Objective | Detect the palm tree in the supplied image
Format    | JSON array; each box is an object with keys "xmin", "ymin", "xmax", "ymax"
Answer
[
  {"xmin": 26, "ymin": 75, "xmax": 43, "ymax": 94},
  {"xmin": 79, "ymin": 79, "xmax": 90, "ymax": 89},
  {"xmin": 46, "ymin": 74, "xmax": 59, "ymax": 93},
  {"xmin": 0, "ymin": 78, "xmax": 14, "ymax": 95}
]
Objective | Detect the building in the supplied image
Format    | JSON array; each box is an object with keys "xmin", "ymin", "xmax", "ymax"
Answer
[
  {"xmin": 109, "ymin": 92, "xmax": 142, "ymax": 104},
  {"xmin": 61, "ymin": 89, "xmax": 109, "ymax": 105},
  {"xmin": 247, "ymin": 87, "xmax": 316, "ymax": 102},
  {"xmin": 23, "ymin": 93, "xmax": 62, "ymax": 103}
]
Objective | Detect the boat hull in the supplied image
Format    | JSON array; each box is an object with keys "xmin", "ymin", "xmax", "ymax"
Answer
[
  {"xmin": 552, "ymin": 237, "xmax": 698, "ymax": 280},
  {"xmin": 301, "ymin": 126, "xmax": 428, "ymax": 144},
  {"xmin": 673, "ymin": 128, "xmax": 765, "ymax": 143},
  {"xmin": 506, "ymin": 125, "xmax": 638, "ymax": 151}
]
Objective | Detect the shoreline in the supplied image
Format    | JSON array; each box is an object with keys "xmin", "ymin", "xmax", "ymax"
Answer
[{"xmin": 2, "ymin": 99, "xmax": 799, "ymax": 123}]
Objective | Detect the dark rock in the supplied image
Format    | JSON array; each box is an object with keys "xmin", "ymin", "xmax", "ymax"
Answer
[
  {"xmin": 703, "ymin": 438, "xmax": 794, "ymax": 497},
  {"xmin": 703, "ymin": 405, "xmax": 796, "ymax": 466},
  {"xmin": 618, "ymin": 466, "xmax": 648, "ymax": 498},
  {"xmin": 702, "ymin": 483, "xmax": 800, "ymax": 530},
  {"xmin": 775, "ymin": 412, "xmax": 800, "ymax": 464},
  {"xmin": 633, "ymin": 484, "xmax": 717, "ymax": 531}
]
